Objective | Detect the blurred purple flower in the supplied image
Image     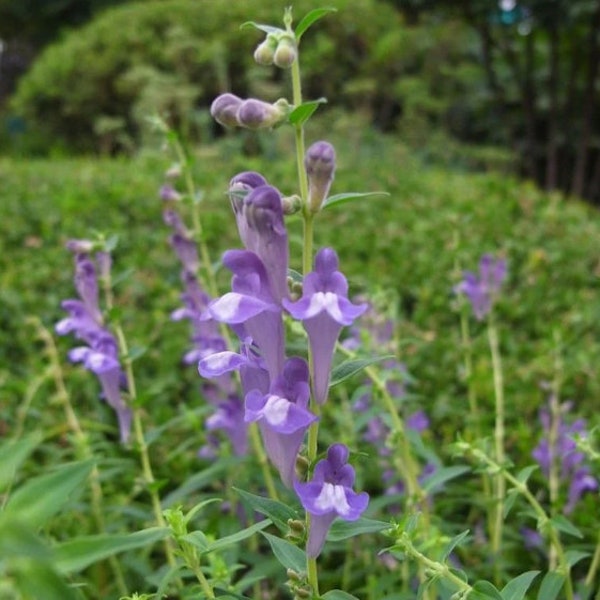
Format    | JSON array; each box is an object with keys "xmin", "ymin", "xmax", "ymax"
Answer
[
  {"xmin": 455, "ymin": 254, "xmax": 507, "ymax": 320},
  {"xmin": 56, "ymin": 243, "xmax": 131, "ymax": 443},
  {"xmin": 283, "ymin": 248, "xmax": 367, "ymax": 404},
  {"xmin": 294, "ymin": 444, "xmax": 369, "ymax": 557},
  {"xmin": 532, "ymin": 398, "xmax": 598, "ymax": 513}
]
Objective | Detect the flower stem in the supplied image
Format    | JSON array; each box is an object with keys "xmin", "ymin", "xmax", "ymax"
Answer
[
  {"xmin": 32, "ymin": 319, "xmax": 128, "ymax": 596},
  {"xmin": 487, "ymin": 312, "xmax": 505, "ymax": 582},
  {"xmin": 100, "ymin": 261, "xmax": 180, "ymax": 578}
]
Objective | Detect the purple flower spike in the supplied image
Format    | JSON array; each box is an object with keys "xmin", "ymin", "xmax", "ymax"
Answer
[
  {"xmin": 294, "ymin": 443, "xmax": 369, "ymax": 557},
  {"xmin": 245, "ymin": 357, "xmax": 317, "ymax": 488},
  {"xmin": 455, "ymin": 254, "xmax": 507, "ymax": 320},
  {"xmin": 283, "ymin": 248, "xmax": 368, "ymax": 404}
]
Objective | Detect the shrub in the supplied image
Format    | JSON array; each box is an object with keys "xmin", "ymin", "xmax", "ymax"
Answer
[{"xmin": 10, "ymin": 0, "xmax": 405, "ymax": 153}]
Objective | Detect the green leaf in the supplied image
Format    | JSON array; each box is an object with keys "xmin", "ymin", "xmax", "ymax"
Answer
[
  {"xmin": 327, "ymin": 517, "xmax": 388, "ymax": 541},
  {"xmin": 321, "ymin": 591, "xmax": 360, "ymax": 600},
  {"xmin": 288, "ymin": 98, "xmax": 327, "ymax": 126},
  {"xmin": 13, "ymin": 561, "xmax": 79, "ymax": 600},
  {"xmin": 0, "ymin": 433, "xmax": 41, "ymax": 491},
  {"xmin": 438, "ymin": 529, "xmax": 470, "ymax": 563},
  {"xmin": 240, "ymin": 21, "xmax": 283, "ymax": 35},
  {"xmin": 295, "ymin": 7, "xmax": 337, "ymax": 40},
  {"xmin": 54, "ymin": 527, "xmax": 170, "ymax": 573},
  {"xmin": 471, "ymin": 580, "xmax": 503, "ymax": 600},
  {"xmin": 204, "ymin": 519, "xmax": 272, "ymax": 552},
  {"xmin": 503, "ymin": 488, "xmax": 520, "ymax": 518},
  {"xmin": 322, "ymin": 191, "xmax": 390, "ymax": 209},
  {"xmin": 550, "ymin": 514, "xmax": 583, "ymax": 538},
  {"xmin": 515, "ymin": 464, "xmax": 538, "ymax": 485},
  {"xmin": 564, "ymin": 550, "xmax": 590, "ymax": 568},
  {"xmin": 235, "ymin": 488, "xmax": 299, "ymax": 530},
  {"xmin": 261, "ymin": 532, "xmax": 306, "ymax": 573},
  {"xmin": 4, "ymin": 460, "xmax": 94, "ymax": 528},
  {"xmin": 181, "ymin": 530, "xmax": 210, "ymax": 552},
  {"xmin": 421, "ymin": 465, "xmax": 470, "ymax": 493},
  {"xmin": 536, "ymin": 571, "xmax": 565, "ymax": 600},
  {"xmin": 163, "ymin": 457, "xmax": 241, "ymax": 506},
  {"xmin": 501, "ymin": 571, "xmax": 540, "ymax": 600},
  {"xmin": 329, "ymin": 355, "xmax": 395, "ymax": 388}
]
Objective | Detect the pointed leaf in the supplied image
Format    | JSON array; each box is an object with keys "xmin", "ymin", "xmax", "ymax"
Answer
[
  {"xmin": 235, "ymin": 488, "xmax": 299, "ymax": 530},
  {"xmin": 54, "ymin": 527, "xmax": 170, "ymax": 573},
  {"xmin": 536, "ymin": 571, "xmax": 565, "ymax": 600},
  {"xmin": 4, "ymin": 460, "xmax": 94, "ymax": 527},
  {"xmin": 240, "ymin": 21, "xmax": 283, "ymax": 35},
  {"xmin": 288, "ymin": 98, "xmax": 327, "ymax": 126},
  {"xmin": 321, "ymin": 591, "xmax": 360, "ymax": 600},
  {"xmin": 501, "ymin": 571, "xmax": 540, "ymax": 600},
  {"xmin": 330, "ymin": 355, "xmax": 395, "ymax": 388},
  {"xmin": 204, "ymin": 519, "xmax": 272, "ymax": 552},
  {"xmin": 0, "ymin": 433, "xmax": 41, "ymax": 491},
  {"xmin": 515, "ymin": 465, "xmax": 538, "ymax": 485},
  {"xmin": 327, "ymin": 517, "xmax": 388, "ymax": 541},
  {"xmin": 564, "ymin": 550, "xmax": 590, "ymax": 568},
  {"xmin": 322, "ymin": 191, "xmax": 389, "ymax": 209},
  {"xmin": 13, "ymin": 561, "xmax": 78, "ymax": 600},
  {"xmin": 550, "ymin": 514, "xmax": 582, "ymax": 538},
  {"xmin": 261, "ymin": 532, "xmax": 306, "ymax": 573},
  {"xmin": 471, "ymin": 580, "xmax": 503, "ymax": 600},
  {"xmin": 295, "ymin": 7, "xmax": 337, "ymax": 40},
  {"xmin": 421, "ymin": 465, "xmax": 470, "ymax": 493},
  {"xmin": 438, "ymin": 529, "xmax": 470, "ymax": 563}
]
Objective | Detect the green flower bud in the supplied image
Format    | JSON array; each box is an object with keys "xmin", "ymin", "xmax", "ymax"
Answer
[
  {"xmin": 281, "ymin": 194, "xmax": 303, "ymax": 215},
  {"xmin": 254, "ymin": 33, "xmax": 278, "ymax": 65},
  {"xmin": 274, "ymin": 34, "xmax": 297, "ymax": 68}
]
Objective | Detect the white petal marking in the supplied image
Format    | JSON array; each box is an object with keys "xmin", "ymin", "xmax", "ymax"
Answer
[
  {"xmin": 314, "ymin": 482, "xmax": 351, "ymax": 516},
  {"xmin": 263, "ymin": 395, "xmax": 291, "ymax": 426}
]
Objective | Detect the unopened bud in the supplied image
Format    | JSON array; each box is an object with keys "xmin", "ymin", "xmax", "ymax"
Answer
[
  {"xmin": 159, "ymin": 184, "xmax": 182, "ymax": 202},
  {"xmin": 286, "ymin": 569, "xmax": 301, "ymax": 582},
  {"xmin": 254, "ymin": 34, "xmax": 278, "ymax": 65},
  {"xmin": 165, "ymin": 163, "xmax": 182, "ymax": 179},
  {"xmin": 295, "ymin": 588, "xmax": 312, "ymax": 599},
  {"xmin": 237, "ymin": 98, "xmax": 287, "ymax": 129},
  {"xmin": 274, "ymin": 34, "xmax": 297, "ymax": 68},
  {"xmin": 210, "ymin": 93, "xmax": 243, "ymax": 128},
  {"xmin": 281, "ymin": 194, "xmax": 302, "ymax": 215},
  {"xmin": 287, "ymin": 519, "xmax": 305, "ymax": 536},
  {"xmin": 305, "ymin": 140, "xmax": 336, "ymax": 213},
  {"xmin": 65, "ymin": 239, "xmax": 95, "ymax": 255}
]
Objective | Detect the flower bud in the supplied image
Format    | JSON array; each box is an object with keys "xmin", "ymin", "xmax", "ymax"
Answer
[
  {"xmin": 159, "ymin": 184, "xmax": 182, "ymax": 202},
  {"xmin": 304, "ymin": 140, "xmax": 336, "ymax": 213},
  {"xmin": 66, "ymin": 239, "xmax": 95, "ymax": 255},
  {"xmin": 237, "ymin": 98, "xmax": 287, "ymax": 129},
  {"xmin": 210, "ymin": 93, "xmax": 242, "ymax": 127},
  {"xmin": 274, "ymin": 34, "xmax": 297, "ymax": 68},
  {"xmin": 254, "ymin": 33, "xmax": 278, "ymax": 65},
  {"xmin": 281, "ymin": 194, "xmax": 302, "ymax": 215}
]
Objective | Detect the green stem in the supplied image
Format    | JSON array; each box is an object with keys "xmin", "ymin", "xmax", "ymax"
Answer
[
  {"xmin": 34, "ymin": 320, "xmax": 128, "ymax": 596},
  {"xmin": 487, "ymin": 312, "xmax": 505, "ymax": 581},
  {"xmin": 100, "ymin": 263, "xmax": 179, "ymax": 577},
  {"xmin": 468, "ymin": 446, "xmax": 574, "ymax": 600},
  {"xmin": 395, "ymin": 532, "xmax": 473, "ymax": 596},
  {"xmin": 585, "ymin": 530, "xmax": 600, "ymax": 591},
  {"xmin": 249, "ymin": 423, "xmax": 279, "ymax": 501}
]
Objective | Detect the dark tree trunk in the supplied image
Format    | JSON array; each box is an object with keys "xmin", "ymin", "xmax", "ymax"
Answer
[
  {"xmin": 571, "ymin": 1, "xmax": 600, "ymax": 198},
  {"xmin": 545, "ymin": 26, "xmax": 560, "ymax": 191}
]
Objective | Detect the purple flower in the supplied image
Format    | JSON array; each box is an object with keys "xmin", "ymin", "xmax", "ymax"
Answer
[
  {"xmin": 532, "ymin": 398, "xmax": 598, "ymax": 513},
  {"xmin": 205, "ymin": 395, "xmax": 248, "ymax": 456},
  {"xmin": 294, "ymin": 444, "xmax": 369, "ymax": 557},
  {"xmin": 245, "ymin": 357, "xmax": 317, "ymax": 488},
  {"xmin": 237, "ymin": 184, "xmax": 289, "ymax": 304},
  {"xmin": 455, "ymin": 254, "xmax": 507, "ymax": 320},
  {"xmin": 305, "ymin": 141, "xmax": 336, "ymax": 213},
  {"xmin": 283, "ymin": 248, "xmax": 368, "ymax": 404},
  {"xmin": 56, "ymin": 243, "xmax": 131, "ymax": 443},
  {"xmin": 208, "ymin": 250, "xmax": 285, "ymax": 380}
]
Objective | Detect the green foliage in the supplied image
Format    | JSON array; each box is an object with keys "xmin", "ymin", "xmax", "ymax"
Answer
[{"xmin": 10, "ymin": 0, "xmax": 404, "ymax": 154}]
